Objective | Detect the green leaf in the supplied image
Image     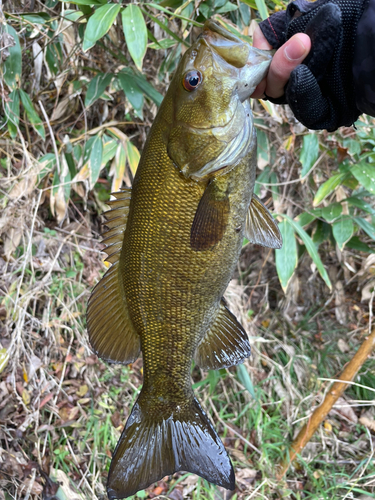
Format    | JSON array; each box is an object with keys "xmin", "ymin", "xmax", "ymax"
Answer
[
  {"xmin": 332, "ymin": 217, "xmax": 354, "ymax": 251},
  {"xmin": 300, "ymin": 133, "xmax": 319, "ymax": 177},
  {"xmin": 346, "ymin": 196, "xmax": 375, "ymax": 216},
  {"xmin": 89, "ymin": 135, "xmax": 103, "ymax": 188},
  {"xmin": 254, "ymin": 0, "xmax": 269, "ymax": 20},
  {"xmin": 117, "ymin": 73, "xmax": 144, "ymax": 116},
  {"xmin": 216, "ymin": 2, "xmax": 238, "ymax": 13},
  {"xmin": 62, "ymin": 0, "xmax": 102, "ymax": 4},
  {"xmin": 322, "ymin": 202, "xmax": 342, "ymax": 223},
  {"xmin": 3, "ymin": 24, "xmax": 22, "ymax": 89},
  {"xmin": 254, "ymin": 166, "xmax": 270, "ymax": 196},
  {"xmin": 102, "ymin": 138, "xmax": 118, "ymax": 166},
  {"xmin": 146, "ymin": 3, "xmax": 203, "ymax": 27},
  {"xmin": 85, "ymin": 73, "xmax": 113, "ymax": 107},
  {"xmin": 121, "ymin": 5, "xmax": 147, "ymax": 71},
  {"xmin": 355, "ymin": 217, "xmax": 375, "ymax": 241},
  {"xmin": 144, "ymin": 10, "xmax": 189, "ymax": 47},
  {"xmin": 148, "ymin": 38, "xmax": 176, "ymax": 50},
  {"xmin": 257, "ymin": 129, "xmax": 269, "ymax": 168},
  {"xmin": 131, "ymin": 72, "xmax": 163, "ymax": 107},
  {"xmin": 4, "ymin": 89, "xmax": 20, "ymax": 138},
  {"xmin": 313, "ymin": 172, "xmax": 348, "ymax": 206},
  {"xmin": 351, "ymin": 162, "xmax": 375, "ymax": 196},
  {"xmin": 297, "ymin": 211, "xmax": 319, "ymax": 228},
  {"xmin": 346, "ymin": 236, "xmax": 375, "ymax": 254},
  {"xmin": 237, "ymin": 364, "xmax": 256, "ymax": 400},
  {"xmin": 313, "ymin": 220, "xmax": 331, "ymax": 248},
  {"xmin": 275, "ymin": 219, "xmax": 298, "ymax": 292},
  {"xmin": 280, "ymin": 215, "xmax": 332, "ymax": 290},
  {"xmin": 19, "ymin": 90, "xmax": 45, "ymax": 139},
  {"xmin": 82, "ymin": 3, "xmax": 121, "ymax": 52}
]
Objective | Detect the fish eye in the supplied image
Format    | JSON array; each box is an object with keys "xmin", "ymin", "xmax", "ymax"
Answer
[{"xmin": 183, "ymin": 70, "xmax": 202, "ymax": 91}]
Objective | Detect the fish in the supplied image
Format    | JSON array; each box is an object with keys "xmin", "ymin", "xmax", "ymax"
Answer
[{"xmin": 87, "ymin": 19, "xmax": 282, "ymax": 500}]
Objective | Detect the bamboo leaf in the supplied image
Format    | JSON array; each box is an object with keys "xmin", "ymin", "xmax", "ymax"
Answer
[
  {"xmin": 117, "ymin": 73, "xmax": 144, "ymax": 116},
  {"xmin": 237, "ymin": 364, "xmax": 257, "ymax": 400},
  {"xmin": 82, "ymin": 4, "xmax": 121, "ymax": 52},
  {"xmin": 254, "ymin": 0, "xmax": 269, "ymax": 20},
  {"xmin": 280, "ymin": 215, "xmax": 332, "ymax": 290},
  {"xmin": 300, "ymin": 133, "xmax": 319, "ymax": 177},
  {"xmin": 89, "ymin": 135, "xmax": 103, "ymax": 188},
  {"xmin": 4, "ymin": 89, "xmax": 20, "ymax": 138},
  {"xmin": 3, "ymin": 24, "xmax": 22, "ymax": 89},
  {"xmin": 85, "ymin": 73, "xmax": 113, "ymax": 107},
  {"xmin": 322, "ymin": 202, "xmax": 342, "ymax": 223},
  {"xmin": 313, "ymin": 172, "xmax": 348, "ymax": 206},
  {"xmin": 275, "ymin": 219, "xmax": 298, "ymax": 292},
  {"xmin": 143, "ymin": 9, "xmax": 189, "ymax": 47},
  {"xmin": 111, "ymin": 144, "xmax": 126, "ymax": 192},
  {"xmin": 121, "ymin": 5, "xmax": 148, "ymax": 71},
  {"xmin": 332, "ymin": 217, "xmax": 354, "ymax": 251},
  {"xmin": 19, "ymin": 89, "xmax": 45, "ymax": 139},
  {"xmin": 355, "ymin": 217, "xmax": 375, "ymax": 241},
  {"xmin": 351, "ymin": 162, "xmax": 375, "ymax": 196},
  {"xmin": 126, "ymin": 141, "xmax": 140, "ymax": 176}
]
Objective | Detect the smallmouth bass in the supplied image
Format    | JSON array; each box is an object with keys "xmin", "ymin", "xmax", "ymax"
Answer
[{"xmin": 87, "ymin": 20, "xmax": 282, "ymax": 499}]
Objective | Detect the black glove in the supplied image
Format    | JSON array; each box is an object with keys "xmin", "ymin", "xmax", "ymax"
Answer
[{"xmin": 259, "ymin": 0, "xmax": 369, "ymax": 131}]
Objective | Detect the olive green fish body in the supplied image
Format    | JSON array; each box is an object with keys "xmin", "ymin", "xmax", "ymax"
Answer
[
  {"xmin": 87, "ymin": 20, "xmax": 282, "ymax": 500},
  {"xmin": 123, "ymin": 119, "xmax": 256, "ymax": 396}
]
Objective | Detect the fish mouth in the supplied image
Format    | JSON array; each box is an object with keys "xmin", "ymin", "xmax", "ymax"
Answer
[{"xmin": 202, "ymin": 20, "xmax": 273, "ymax": 100}]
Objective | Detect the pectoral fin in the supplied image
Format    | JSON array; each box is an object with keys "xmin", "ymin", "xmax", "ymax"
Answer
[
  {"xmin": 190, "ymin": 181, "xmax": 230, "ymax": 251},
  {"xmin": 194, "ymin": 299, "xmax": 250, "ymax": 370},
  {"xmin": 87, "ymin": 188, "xmax": 141, "ymax": 364},
  {"xmin": 245, "ymin": 194, "xmax": 282, "ymax": 249}
]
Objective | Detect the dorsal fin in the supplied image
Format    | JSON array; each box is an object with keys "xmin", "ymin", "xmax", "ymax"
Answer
[
  {"xmin": 190, "ymin": 180, "xmax": 230, "ymax": 251},
  {"xmin": 194, "ymin": 299, "xmax": 250, "ymax": 370},
  {"xmin": 245, "ymin": 194, "xmax": 282, "ymax": 249},
  {"xmin": 87, "ymin": 188, "xmax": 140, "ymax": 364}
]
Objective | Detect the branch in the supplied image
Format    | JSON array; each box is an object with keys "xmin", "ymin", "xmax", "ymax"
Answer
[{"xmin": 277, "ymin": 327, "xmax": 375, "ymax": 479}]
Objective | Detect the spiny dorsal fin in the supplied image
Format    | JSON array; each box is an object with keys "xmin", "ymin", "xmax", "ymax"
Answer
[
  {"xmin": 194, "ymin": 299, "xmax": 250, "ymax": 370},
  {"xmin": 102, "ymin": 188, "xmax": 131, "ymax": 264},
  {"xmin": 87, "ymin": 187, "xmax": 140, "ymax": 364},
  {"xmin": 190, "ymin": 180, "xmax": 230, "ymax": 251},
  {"xmin": 245, "ymin": 194, "xmax": 282, "ymax": 249}
]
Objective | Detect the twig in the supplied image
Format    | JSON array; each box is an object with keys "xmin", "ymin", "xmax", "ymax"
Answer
[
  {"xmin": 277, "ymin": 327, "xmax": 375, "ymax": 479},
  {"xmin": 38, "ymin": 100, "xmax": 60, "ymax": 174}
]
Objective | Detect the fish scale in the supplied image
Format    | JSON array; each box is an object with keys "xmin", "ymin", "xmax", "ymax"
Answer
[{"xmin": 87, "ymin": 20, "xmax": 282, "ymax": 499}]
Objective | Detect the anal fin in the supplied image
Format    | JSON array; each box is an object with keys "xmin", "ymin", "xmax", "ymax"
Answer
[
  {"xmin": 194, "ymin": 299, "xmax": 250, "ymax": 370},
  {"xmin": 190, "ymin": 180, "xmax": 230, "ymax": 251},
  {"xmin": 245, "ymin": 194, "xmax": 282, "ymax": 249},
  {"xmin": 87, "ymin": 187, "xmax": 140, "ymax": 364}
]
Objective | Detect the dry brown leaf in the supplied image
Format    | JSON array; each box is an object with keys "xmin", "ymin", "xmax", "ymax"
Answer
[
  {"xmin": 23, "ymin": 477, "xmax": 43, "ymax": 495},
  {"xmin": 330, "ymin": 397, "xmax": 358, "ymax": 423},
  {"xmin": 359, "ymin": 416, "xmax": 375, "ymax": 431},
  {"xmin": 337, "ymin": 338, "xmax": 350, "ymax": 353},
  {"xmin": 3, "ymin": 227, "xmax": 23, "ymax": 259},
  {"xmin": 235, "ymin": 468, "xmax": 257, "ymax": 487}
]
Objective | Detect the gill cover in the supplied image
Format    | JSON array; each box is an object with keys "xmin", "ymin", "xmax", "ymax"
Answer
[{"xmin": 166, "ymin": 20, "xmax": 272, "ymax": 181}]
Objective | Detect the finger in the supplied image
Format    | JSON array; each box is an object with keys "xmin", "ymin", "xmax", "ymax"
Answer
[
  {"xmin": 251, "ymin": 80, "xmax": 266, "ymax": 99},
  {"xmin": 251, "ymin": 26, "xmax": 272, "ymax": 98},
  {"xmin": 265, "ymin": 33, "xmax": 311, "ymax": 99},
  {"xmin": 253, "ymin": 25, "xmax": 273, "ymax": 50}
]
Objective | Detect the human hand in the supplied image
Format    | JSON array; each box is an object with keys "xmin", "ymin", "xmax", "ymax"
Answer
[{"xmin": 251, "ymin": 25, "xmax": 311, "ymax": 100}]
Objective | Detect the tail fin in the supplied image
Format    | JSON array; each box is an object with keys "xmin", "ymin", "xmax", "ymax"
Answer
[{"xmin": 107, "ymin": 395, "xmax": 235, "ymax": 499}]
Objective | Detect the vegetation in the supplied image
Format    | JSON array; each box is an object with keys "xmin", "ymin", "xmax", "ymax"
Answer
[{"xmin": 0, "ymin": 0, "xmax": 374, "ymax": 498}]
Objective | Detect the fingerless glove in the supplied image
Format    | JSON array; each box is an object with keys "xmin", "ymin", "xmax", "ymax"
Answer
[{"xmin": 259, "ymin": 0, "xmax": 369, "ymax": 131}]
